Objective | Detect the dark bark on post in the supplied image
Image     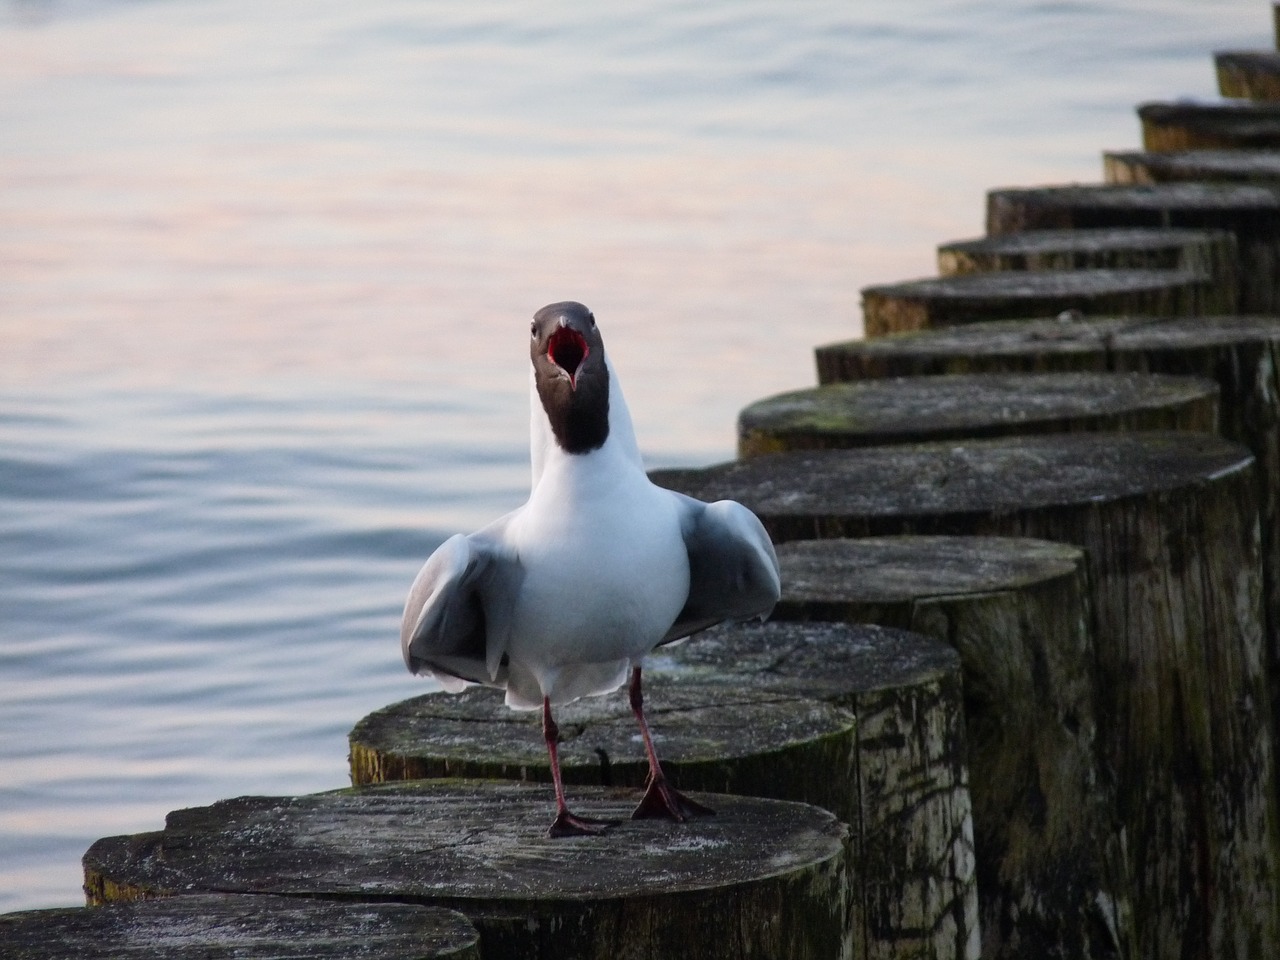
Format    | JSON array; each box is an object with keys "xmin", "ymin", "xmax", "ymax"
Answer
[
  {"xmin": 0, "ymin": 895, "xmax": 481, "ymax": 960},
  {"xmin": 736, "ymin": 371, "xmax": 1218, "ymax": 457},
  {"xmin": 350, "ymin": 621, "xmax": 981, "ymax": 960},
  {"xmin": 1104, "ymin": 149, "xmax": 1280, "ymax": 185},
  {"xmin": 1138, "ymin": 101, "xmax": 1280, "ymax": 151},
  {"xmin": 1216, "ymin": 51, "xmax": 1280, "ymax": 100},
  {"xmin": 772, "ymin": 535, "xmax": 1129, "ymax": 960},
  {"xmin": 984, "ymin": 182, "xmax": 1280, "ymax": 312},
  {"xmin": 82, "ymin": 784, "xmax": 853, "ymax": 960},
  {"xmin": 861, "ymin": 268, "xmax": 1216, "ymax": 337},
  {"xmin": 652, "ymin": 432, "xmax": 1280, "ymax": 960}
]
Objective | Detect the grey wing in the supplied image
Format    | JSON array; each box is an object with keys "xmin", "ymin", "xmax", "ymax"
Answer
[
  {"xmin": 662, "ymin": 493, "xmax": 782, "ymax": 643},
  {"xmin": 400, "ymin": 528, "xmax": 520, "ymax": 690}
]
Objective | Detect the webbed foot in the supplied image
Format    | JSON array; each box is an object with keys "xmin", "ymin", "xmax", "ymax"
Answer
[
  {"xmin": 547, "ymin": 810, "xmax": 621, "ymax": 838},
  {"xmin": 631, "ymin": 777, "xmax": 715, "ymax": 822}
]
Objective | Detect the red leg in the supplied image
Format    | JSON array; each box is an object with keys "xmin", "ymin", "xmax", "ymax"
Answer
[
  {"xmin": 629, "ymin": 666, "xmax": 714, "ymax": 821},
  {"xmin": 543, "ymin": 697, "xmax": 618, "ymax": 838}
]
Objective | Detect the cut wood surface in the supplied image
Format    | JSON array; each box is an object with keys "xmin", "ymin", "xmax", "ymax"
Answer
[
  {"xmin": 1217, "ymin": 50, "xmax": 1280, "ymax": 100},
  {"xmin": 352, "ymin": 685, "xmax": 859, "ymax": 824},
  {"xmin": 352, "ymin": 620, "xmax": 980, "ymax": 960},
  {"xmin": 937, "ymin": 226, "xmax": 1239, "ymax": 297},
  {"xmin": 1139, "ymin": 100, "xmax": 1280, "ymax": 151},
  {"xmin": 652, "ymin": 431, "xmax": 1280, "ymax": 960},
  {"xmin": 0, "ymin": 895, "xmax": 480, "ymax": 960},
  {"xmin": 1104, "ymin": 148, "xmax": 1280, "ymax": 185},
  {"xmin": 814, "ymin": 313, "xmax": 1280, "ymax": 746},
  {"xmin": 985, "ymin": 182, "xmax": 1280, "ymax": 311},
  {"xmin": 773, "ymin": 535, "xmax": 1127, "ymax": 960},
  {"xmin": 82, "ymin": 782, "xmax": 853, "ymax": 960},
  {"xmin": 861, "ymin": 268, "xmax": 1215, "ymax": 336},
  {"xmin": 736, "ymin": 371, "xmax": 1218, "ymax": 456}
]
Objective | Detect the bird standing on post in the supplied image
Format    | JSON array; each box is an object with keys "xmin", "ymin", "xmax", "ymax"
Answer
[{"xmin": 400, "ymin": 301, "xmax": 781, "ymax": 837}]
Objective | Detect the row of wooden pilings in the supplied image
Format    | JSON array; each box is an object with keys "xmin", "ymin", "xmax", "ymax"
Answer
[{"xmin": 10, "ymin": 10, "xmax": 1280, "ymax": 960}]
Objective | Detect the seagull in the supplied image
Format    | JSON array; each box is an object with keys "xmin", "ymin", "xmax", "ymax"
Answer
[{"xmin": 401, "ymin": 301, "xmax": 781, "ymax": 837}]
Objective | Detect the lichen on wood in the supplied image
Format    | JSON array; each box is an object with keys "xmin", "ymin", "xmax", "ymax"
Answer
[
  {"xmin": 861, "ymin": 268, "xmax": 1214, "ymax": 336},
  {"xmin": 736, "ymin": 371, "xmax": 1218, "ymax": 457}
]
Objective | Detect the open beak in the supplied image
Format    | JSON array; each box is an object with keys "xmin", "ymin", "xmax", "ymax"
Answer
[{"xmin": 548, "ymin": 326, "xmax": 589, "ymax": 389}]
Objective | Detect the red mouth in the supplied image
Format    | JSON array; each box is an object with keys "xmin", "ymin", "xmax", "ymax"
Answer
[{"xmin": 548, "ymin": 327, "xmax": 589, "ymax": 387}]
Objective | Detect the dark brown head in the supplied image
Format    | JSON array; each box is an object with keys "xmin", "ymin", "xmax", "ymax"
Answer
[{"xmin": 531, "ymin": 301, "xmax": 610, "ymax": 454}]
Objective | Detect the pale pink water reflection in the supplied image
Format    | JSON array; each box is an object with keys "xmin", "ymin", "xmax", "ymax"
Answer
[{"xmin": 2, "ymin": 145, "xmax": 970, "ymax": 458}]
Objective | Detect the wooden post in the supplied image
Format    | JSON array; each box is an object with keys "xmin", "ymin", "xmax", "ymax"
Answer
[
  {"xmin": 861, "ymin": 268, "xmax": 1215, "ymax": 336},
  {"xmin": 773, "ymin": 535, "xmax": 1130, "ymax": 960},
  {"xmin": 0, "ymin": 895, "xmax": 481, "ymax": 960},
  {"xmin": 1104, "ymin": 149, "xmax": 1280, "ymax": 185},
  {"xmin": 813, "ymin": 315, "xmax": 1280, "ymax": 755},
  {"xmin": 652, "ymin": 432, "xmax": 1280, "ymax": 960},
  {"xmin": 937, "ymin": 226, "xmax": 1239, "ymax": 294},
  {"xmin": 736, "ymin": 371, "xmax": 1218, "ymax": 457},
  {"xmin": 985, "ymin": 182, "xmax": 1280, "ymax": 312},
  {"xmin": 83, "ymin": 783, "xmax": 854, "ymax": 960},
  {"xmin": 351, "ymin": 685, "xmax": 861, "ymax": 827},
  {"xmin": 351, "ymin": 620, "xmax": 981, "ymax": 960},
  {"xmin": 1138, "ymin": 101, "xmax": 1280, "ymax": 151},
  {"xmin": 1216, "ymin": 51, "xmax": 1280, "ymax": 100}
]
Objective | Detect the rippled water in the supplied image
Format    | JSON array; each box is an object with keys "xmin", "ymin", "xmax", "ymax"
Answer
[{"xmin": 0, "ymin": 0, "xmax": 1259, "ymax": 912}]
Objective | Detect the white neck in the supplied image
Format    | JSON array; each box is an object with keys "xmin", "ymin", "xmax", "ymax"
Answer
[{"xmin": 529, "ymin": 354, "xmax": 642, "ymax": 490}]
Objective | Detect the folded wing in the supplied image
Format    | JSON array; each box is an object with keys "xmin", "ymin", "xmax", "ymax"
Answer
[{"xmin": 663, "ymin": 493, "xmax": 781, "ymax": 643}]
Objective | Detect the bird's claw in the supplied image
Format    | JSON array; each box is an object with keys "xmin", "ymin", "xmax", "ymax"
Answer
[{"xmin": 631, "ymin": 777, "xmax": 715, "ymax": 822}]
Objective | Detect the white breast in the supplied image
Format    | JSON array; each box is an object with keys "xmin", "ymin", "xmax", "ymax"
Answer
[{"xmin": 504, "ymin": 443, "xmax": 689, "ymax": 705}]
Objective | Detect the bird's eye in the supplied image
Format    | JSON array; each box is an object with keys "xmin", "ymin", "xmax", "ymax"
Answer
[
  {"xmin": 588, "ymin": 313, "xmax": 596, "ymax": 327},
  {"xmin": 530, "ymin": 322, "xmax": 537, "ymax": 338}
]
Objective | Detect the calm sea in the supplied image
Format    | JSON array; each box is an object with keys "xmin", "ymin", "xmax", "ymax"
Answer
[{"xmin": 0, "ymin": 0, "xmax": 1259, "ymax": 912}]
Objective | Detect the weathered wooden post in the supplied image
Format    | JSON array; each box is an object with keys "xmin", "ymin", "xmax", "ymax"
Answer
[
  {"xmin": 351, "ymin": 620, "xmax": 981, "ymax": 960},
  {"xmin": 861, "ymin": 268, "xmax": 1212, "ymax": 336},
  {"xmin": 772, "ymin": 535, "xmax": 1129, "ymax": 960},
  {"xmin": 1138, "ymin": 100, "xmax": 1280, "ymax": 151},
  {"xmin": 736, "ymin": 371, "xmax": 1217, "ymax": 457},
  {"xmin": 937, "ymin": 226, "xmax": 1239, "ymax": 301},
  {"xmin": 985, "ymin": 182, "xmax": 1280, "ymax": 312},
  {"xmin": 351, "ymin": 684, "xmax": 859, "ymax": 808},
  {"xmin": 814, "ymin": 314, "xmax": 1280, "ymax": 755},
  {"xmin": 83, "ymin": 783, "xmax": 854, "ymax": 960},
  {"xmin": 652, "ymin": 432, "xmax": 1280, "ymax": 960},
  {"xmin": 1104, "ymin": 149, "xmax": 1280, "ymax": 185},
  {"xmin": 0, "ymin": 896, "xmax": 481, "ymax": 960},
  {"xmin": 1216, "ymin": 50, "xmax": 1280, "ymax": 100}
]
